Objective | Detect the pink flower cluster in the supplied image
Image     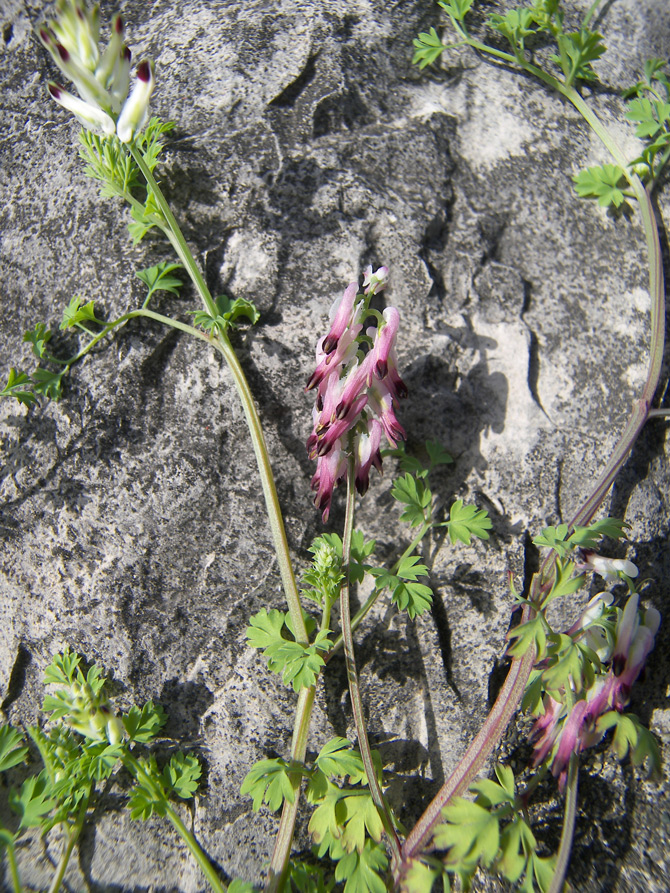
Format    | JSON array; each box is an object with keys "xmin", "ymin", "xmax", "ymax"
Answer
[
  {"xmin": 530, "ymin": 586, "xmax": 660, "ymax": 787},
  {"xmin": 306, "ymin": 267, "xmax": 407, "ymax": 521}
]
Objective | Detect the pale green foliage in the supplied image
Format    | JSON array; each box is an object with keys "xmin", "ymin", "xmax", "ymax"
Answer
[
  {"xmin": 240, "ymin": 757, "xmax": 301, "ymax": 811},
  {"xmin": 412, "ymin": 28, "xmax": 446, "ymax": 69},
  {"xmin": 0, "ymin": 650, "xmax": 205, "ymax": 892},
  {"xmin": 444, "ymin": 499, "xmax": 492, "ymax": 544},
  {"xmin": 573, "ymin": 164, "xmax": 628, "ymax": 207},
  {"xmin": 596, "ymin": 711, "xmax": 661, "ymax": 779},
  {"xmin": 192, "ymin": 293, "xmax": 261, "ymax": 338},
  {"xmin": 246, "ymin": 607, "xmax": 332, "ymax": 691},
  {"xmin": 433, "ymin": 765, "xmax": 557, "ymax": 892},
  {"xmin": 135, "ymin": 262, "xmax": 184, "ymax": 303},
  {"xmin": 370, "ymin": 555, "xmax": 433, "ymax": 619}
]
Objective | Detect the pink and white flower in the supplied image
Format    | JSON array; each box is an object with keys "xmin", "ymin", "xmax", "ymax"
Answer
[{"xmin": 305, "ymin": 270, "xmax": 407, "ymax": 519}]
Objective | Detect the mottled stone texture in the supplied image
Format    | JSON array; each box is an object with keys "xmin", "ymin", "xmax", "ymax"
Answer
[{"xmin": 1, "ymin": 0, "xmax": 669, "ymax": 890}]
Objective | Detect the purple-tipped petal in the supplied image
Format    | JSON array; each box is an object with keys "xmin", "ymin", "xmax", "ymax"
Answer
[
  {"xmin": 47, "ymin": 80, "xmax": 115, "ymax": 135},
  {"xmin": 116, "ymin": 60, "xmax": 155, "ymax": 142}
]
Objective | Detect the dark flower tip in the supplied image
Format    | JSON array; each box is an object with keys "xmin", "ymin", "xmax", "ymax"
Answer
[
  {"xmin": 39, "ymin": 28, "xmax": 51, "ymax": 44},
  {"xmin": 56, "ymin": 43, "xmax": 70, "ymax": 62},
  {"xmin": 115, "ymin": 14, "xmax": 124, "ymax": 34},
  {"xmin": 322, "ymin": 335, "xmax": 338, "ymax": 355},
  {"xmin": 137, "ymin": 60, "xmax": 151, "ymax": 82},
  {"xmin": 122, "ymin": 46, "xmax": 132, "ymax": 62},
  {"xmin": 47, "ymin": 82, "xmax": 63, "ymax": 99}
]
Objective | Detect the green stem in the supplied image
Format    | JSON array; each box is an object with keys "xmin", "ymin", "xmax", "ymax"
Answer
[
  {"xmin": 5, "ymin": 838, "xmax": 22, "ymax": 893},
  {"xmin": 127, "ymin": 144, "xmax": 307, "ymax": 644},
  {"xmin": 265, "ymin": 685, "xmax": 317, "ymax": 893},
  {"xmin": 211, "ymin": 337, "xmax": 307, "ymax": 644},
  {"xmin": 165, "ymin": 801, "xmax": 228, "ymax": 893},
  {"xmin": 125, "ymin": 754, "xmax": 226, "ymax": 893},
  {"xmin": 327, "ymin": 520, "xmax": 432, "ymax": 660},
  {"xmin": 548, "ymin": 755, "xmax": 579, "ymax": 893},
  {"xmin": 581, "ymin": 0, "xmax": 603, "ymax": 29},
  {"xmin": 340, "ymin": 453, "xmax": 402, "ymax": 869},
  {"xmin": 47, "ymin": 789, "xmax": 90, "ymax": 893},
  {"xmin": 127, "ymin": 145, "xmax": 218, "ymax": 318}
]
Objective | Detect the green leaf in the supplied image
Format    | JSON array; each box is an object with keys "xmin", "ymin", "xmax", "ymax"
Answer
[
  {"xmin": 532, "ymin": 523, "xmax": 570, "ymax": 557},
  {"xmin": 128, "ymin": 207, "xmax": 156, "ymax": 244},
  {"xmin": 271, "ymin": 633, "xmax": 331, "ymax": 691},
  {"xmin": 371, "ymin": 558, "xmax": 434, "ymax": 620},
  {"xmin": 247, "ymin": 609, "xmax": 330, "ymax": 691},
  {"xmin": 507, "ymin": 614, "xmax": 547, "ymax": 660},
  {"xmin": 530, "ymin": 852, "xmax": 556, "ymax": 892},
  {"xmin": 625, "ymin": 96, "xmax": 670, "ymax": 139},
  {"xmin": 597, "ymin": 711, "xmax": 662, "ymax": 779},
  {"xmin": 60, "ymin": 295, "xmax": 102, "ymax": 330},
  {"xmin": 228, "ymin": 882, "xmax": 258, "ymax": 893},
  {"xmin": 32, "ymin": 367, "xmax": 66, "ymax": 401},
  {"xmin": 44, "ymin": 648, "xmax": 82, "ymax": 686},
  {"xmin": 412, "ymin": 28, "xmax": 446, "ymax": 70},
  {"xmin": 314, "ymin": 738, "xmax": 366, "ymax": 783},
  {"xmin": 541, "ymin": 634, "xmax": 597, "ymax": 694},
  {"xmin": 437, "ymin": 0, "xmax": 474, "ymax": 22},
  {"xmin": 135, "ymin": 262, "xmax": 184, "ymax": 301},
  {"xmin": 123, "ymin": 701, "xmax": 167, "ymax": 743},
  {"xmin": 138, "ymin": 118, "xmax": 176, "ymax": 173},
  {"xmin": 240, "ymin": 758, "xmax": 299, "ymax": 812},
  {"xmin": 334, "ymin": 839, "xmax": 388, "ymax": 893},
  {"xmin": 286, "ymin": 861, "xmax": 335, "ymax": 893},
  {"xmin": 445, "ymin": 499, "xmax": 492, "ymax": 544},
  {"xmin": 10, "ymin": 770, "xmax": 57, "ymax": 829},
  {"xmin": 391, "ymin": 473, "xmax": 432, "ymax": 527},
  {"xmin": 573, "ymin": 164, "xmax": 628, "ymax": 208},
  {"xmin": 247, "ymin": 608, "xmax": 286, "ymax": 652},
  {"xmin": 162, "ymin": 752, "xmax": 201, "ymax": 799},
  {"xmin": 552, "ymin": 28, "xmax": 606, "ymax": 83},
  {"xmin": 434, "ymin": 797, "xmax": 500, "ymax": 868},
  {"xmin": 308, "ymin": 782, "xmax": 348, "ymax": 854},
  {"xmin": 542, "ymin": 558, "xmax": 584, "ymax": 605},
  {"xmin": 23, "ymin": 323, "xmax": 52, "ymax": 359},
  {"xmin": 193, "ymin": 294, "xmax": 260, "ymax": 338},
  {"xmin": 489, "ymin": 8, "xmax": 537, "ymax": 51},
  {"xmin": 568, "ymin": 517, "xmax": 629, "ymax": 550},
  {"xmin": 401, "ymin": 858, "xmax": 444, "ymax": 893},
  {"xmin": 0, "ymin": 725, "xmax": 28, "ymax": 773},
  {"xmin": 340, "ymin": 790, "xmax": 385, "ymax": 853},
  {"xmin": 128, "ymin": 759, "xmax": 168, "ymax": 821},
  {"xmin": 1, "ymin": 368, "xmax": 37, "ymax": 407},
  {"xmin": 426, "ymin": 440, "xmax": 453, "ymax": 468}
]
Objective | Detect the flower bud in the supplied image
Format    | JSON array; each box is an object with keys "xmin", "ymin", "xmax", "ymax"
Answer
[{"xmin": 116, "ymin": 60, "xmax": 155, "ymax": 142}]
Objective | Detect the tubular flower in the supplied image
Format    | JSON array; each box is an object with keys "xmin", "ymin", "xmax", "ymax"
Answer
[
  {"xmin": 38, "ymin": 0, "xmax": 154, "ymax": 143},
  {"xmin": 575, "ymin": 549, "xmax": 639, "ymax": 582},
  {"xmin": 530, "ymin": 592, "xmax": 660, "ymax": 787},
  {"xmin": 306, "ymin": 269, "xmax": 407, "ymax": 520}
]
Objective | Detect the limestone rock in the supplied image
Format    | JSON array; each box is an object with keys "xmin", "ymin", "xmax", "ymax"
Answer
[{"xmin": 0, "ymin": 1, "xmax": 668, "ymax": 890}]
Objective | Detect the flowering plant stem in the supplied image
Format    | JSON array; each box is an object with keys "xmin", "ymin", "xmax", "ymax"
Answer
[
  {"xmin": 266, "ymin": 685, "xmax": 316, "ymax": 892},
  {"xmin": 399, "ymin": 17, "xmax": 666, "ymax": 877},
  {"xmin": 5, "ymin": 841, "xmax": 21, "ymax": 893},
  {"xmin": 547, "ymin": 754, "xmax": 579, "ymax": 893},
  {"xmin": 340, "ymin": 452, "xmax": 403, "ymax": 868},
  {"xmin": 327, "ymin": 520, "xmax": 432, "ymax": 661},
  {"xmin": 123, "ymin": 753, "xmax": 227, "ymax": 893},
  {"xmin": 126, "ymin": 145, "xmax": 308, "ymax": 647},
  {"xmin": 47, "ymin": 789, "xmax": 91, "ymax": 893}
]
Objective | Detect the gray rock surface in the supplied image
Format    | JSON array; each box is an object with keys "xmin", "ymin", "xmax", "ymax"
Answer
[{"xmin": 1, "ymin": 0, "xmax": 669, "ymax": 890}]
